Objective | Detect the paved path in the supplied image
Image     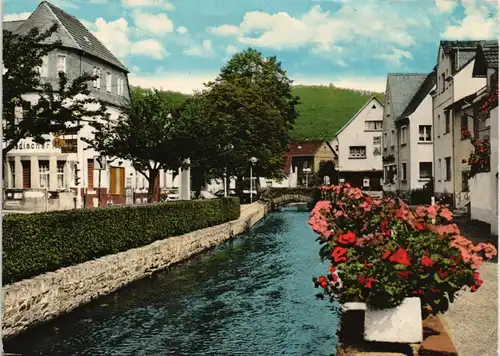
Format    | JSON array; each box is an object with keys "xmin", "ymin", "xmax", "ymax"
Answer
[{"xmin": 440, "ymin": 217, "xmax": 498, "ymax": 356}]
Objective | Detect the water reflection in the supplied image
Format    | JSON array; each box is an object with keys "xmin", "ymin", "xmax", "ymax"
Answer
[{"xmin": 5, "ymin": 211, "xmax": 339, "ymax": 356}]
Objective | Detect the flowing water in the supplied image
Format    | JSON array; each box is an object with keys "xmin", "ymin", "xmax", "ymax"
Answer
[{"xmin": 4, "ymin": 209, "xmax": 340, "ymax": 356}]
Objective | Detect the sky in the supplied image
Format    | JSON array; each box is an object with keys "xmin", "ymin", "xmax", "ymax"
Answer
[{"xmin": 3, "ymin": 0, "xmax": 499, "ymax": 93}]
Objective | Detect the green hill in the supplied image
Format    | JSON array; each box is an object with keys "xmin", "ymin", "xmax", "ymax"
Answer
[{"xmin": 290, "ymin": 85, "xmax": 385, "ymax": 141}]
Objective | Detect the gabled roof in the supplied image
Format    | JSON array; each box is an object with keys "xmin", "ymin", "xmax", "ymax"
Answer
[
  {"xmin": 11, "ymin": 1, "xmax": 127, "ymax": 72},
  {"xmin": 283, "ymin": 140, "xmax": 336, "ymax": 173},
  {"xmin": 472, "ymin": 41, "xmax": 499, "ymax": 77},
  {"xmin": 440, "ymin": 40, "xmax": 486, "ymax": 54},
  {"xmin": 396, "ymin": 71, "xmax": 436, "ymax": 122},
  {"xmin": 4, "ymin": 20, "xmax": 25, "ymax": 32},
  {"xmin": 334, "ymin": 96, "xmax": 384, "ymax": 137},
  {"xmin": 386, "ymin": 74, "xmax": 428, "ymax": 120}
]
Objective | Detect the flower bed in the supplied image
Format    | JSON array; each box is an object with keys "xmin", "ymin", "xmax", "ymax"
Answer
[
  {"xmin": 461, "ymin": 126, "xmax": 490, "ymax": 178},
  {"xmin": 309, "ymin": 184, "xmax": 496, "ymax": 318}
]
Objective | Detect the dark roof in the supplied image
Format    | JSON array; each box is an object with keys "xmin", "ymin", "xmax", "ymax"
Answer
[
  {"xmin": 4, "ymin": 20, "xmax": 25, "ymax": 32},
  {"xmin": 12, "ymin": 1, "xmax": 127, "ymax": 72},
  {"xmin": 472, "ymin": 41, "xmax": 499, "ymax": 77},
  {"xmin": 397, "ymin": 71, "xmax": 437, "ymax": 121},
  {"xmin": 283, "ymin": 140, "xmax": 335, "ymax": 173},
  {"xmin": 387, "ymin": 73, "xmax": 428, "ymax": 120},
  {"xmin": 440, "ymin": 40, "xmax": 486, "ymax": 54}
]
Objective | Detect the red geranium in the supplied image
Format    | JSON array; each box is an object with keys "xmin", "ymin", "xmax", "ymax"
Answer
[
  {"xmin": 337, "ymin": 231, "xmax": 357, "ymax": 245},
  {"xmin": 420, "ymin": 256, "xmax": 434, "ymax": 267},
  {"xmin": 382, "ymin": 250, "xmax": 392, "ymax": 259},
  {"xmin": 397, "ymin": 270, "xmax": 411, "ymax": 279},
  {"xmin": 389, "ymin": 248, "xmax": 411, "ymax": 266},
  {"xmin": 331, "ymin": 246, "xmax": 348, "ymax": 263}
]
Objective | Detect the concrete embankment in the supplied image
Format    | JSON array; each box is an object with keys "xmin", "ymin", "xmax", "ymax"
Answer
[{"xmin": 2, "ymin": 202, "xmax": 268, "ymax": 338}]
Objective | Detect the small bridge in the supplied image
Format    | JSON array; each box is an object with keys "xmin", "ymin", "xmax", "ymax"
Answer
[{"xmin": 259, "ymin": 187, "xmax": 321, "ymax": 210}]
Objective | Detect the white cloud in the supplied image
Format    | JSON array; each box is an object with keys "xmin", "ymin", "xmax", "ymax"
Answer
[
  {"xmin": 128, "ymin": 71, "xmax": 386, "ymax": 94},
  {"xmin": 378, "ymin": 48, "xmax": 413, "ymax": 67},
  {"xmin": 183, "ymin": 39, "xmax": 214, "ymax": 58},
  {"xmin": 435, "ymin": 0, "xmax": 457, "ymax": 12},
  {"xmin": 4, "ymin": 12, "xmax": 31, "ymax": 21},
  {"xmin": 91, "ymin": 17, "xmax": 167, "ymax": 60},
  {"xmin": 226, "ymin": 45, "xmax": 239, "ymax": 55},
  {"xmin": 207, "ymin": 24, "xmax": 239, "ymax": 36},
  {"xmin": 133, "ymin": 12, "xmax": 174, "ymax": 36},
  {"xmin": 176, "ymin": 26, "xmax": 188, "ymax": 35},
  {"xmin": 131, "ymin": 39, "xmax": 167, "ymax": 59},
  {"xmin": 121, "ymin": 0, "xmax": 174, "ymax": 10},
  {"xmin": 441, "ymin": 0, "xmax": 498, "ymax": 39}
]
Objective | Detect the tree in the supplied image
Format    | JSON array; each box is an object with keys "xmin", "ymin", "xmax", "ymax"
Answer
[
  {"xmin": 2, "ymin": 24, "xmax": 106, "ymax": 159},
  {"xmin": 190, "ymin": 48, "xmax": 299, "ymax": 194},
  {"xmin": 84, "ymin": 88, "xmax": 189, "ymax": 202}
]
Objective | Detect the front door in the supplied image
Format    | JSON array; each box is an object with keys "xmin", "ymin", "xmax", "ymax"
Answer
[{"xmin": 109, "ymin": 167, "xmax": 125, "ymax": 195}]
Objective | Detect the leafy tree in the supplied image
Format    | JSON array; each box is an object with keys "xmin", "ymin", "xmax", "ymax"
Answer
[
  {"xmin": 84, "ymin": 88, "xmax": 189, "ymax": 202},
  {"xmin": 2, "ymin": 24, "xmax": 106, "ymax": 159},
  {"xmin": 191, "ymin": 48, "xmax": 299, "ymax": 194}
]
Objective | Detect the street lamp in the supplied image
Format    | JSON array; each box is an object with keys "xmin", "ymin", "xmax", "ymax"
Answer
[
  {"xmin": 249, "ymin": 156, "xmax": 258, "ymax": 203},
  {"xmin": 224, "ymin": 144, "xmax": 234, "ymax": 198}
]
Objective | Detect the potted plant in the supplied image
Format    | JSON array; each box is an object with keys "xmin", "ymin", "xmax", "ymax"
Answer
[{"xmin": 309, "ymin": 184, "xmax": 497, "ymax": 345}]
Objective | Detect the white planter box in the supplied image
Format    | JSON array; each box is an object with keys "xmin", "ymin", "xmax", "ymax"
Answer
[{"xmin": 364, "ymin": 297, "xmax": 423, "ymax": 343}]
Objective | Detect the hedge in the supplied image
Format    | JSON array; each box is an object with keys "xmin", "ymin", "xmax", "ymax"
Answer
[{"xmin": 3, "ymin": 197, "xmax": 240, "ymax": 284}]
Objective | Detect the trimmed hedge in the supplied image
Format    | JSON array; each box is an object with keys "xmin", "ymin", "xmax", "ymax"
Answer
[{"xmin": 3, "ymin": 197, "xmax": 240, "ymax": 284}]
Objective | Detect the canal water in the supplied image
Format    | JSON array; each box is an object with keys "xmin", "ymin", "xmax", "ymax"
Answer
[{"xmin": 4, "ymin": 209, "xmax": 340, "ymax": 356}]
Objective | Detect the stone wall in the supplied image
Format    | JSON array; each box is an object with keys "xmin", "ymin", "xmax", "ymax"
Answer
[{"xmin": 2, "ymin": 202, "xmax": 268, "ymax": 338}]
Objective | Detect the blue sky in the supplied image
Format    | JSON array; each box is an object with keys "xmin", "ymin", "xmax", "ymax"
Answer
[{"xmin": 4, "ymin": 0, "xmax": 499, "ymax": 93}]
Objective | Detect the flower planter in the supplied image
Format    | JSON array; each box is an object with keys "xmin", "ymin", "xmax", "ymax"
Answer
[{"xmin": 339, "ymin": 297, "xmax": 423, "ymax": 345}]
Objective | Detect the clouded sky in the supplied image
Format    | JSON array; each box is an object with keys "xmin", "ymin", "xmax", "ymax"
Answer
[{"xmin": 4, "ymin": 0, "xmax": 499, "ymax": 93}]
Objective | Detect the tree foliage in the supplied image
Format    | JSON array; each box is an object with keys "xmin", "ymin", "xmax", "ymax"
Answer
[
  {"xmin": 84, "ymin": 87, "xmax": 189, "ymax": 202},
  {"xmin": 2, "ymin": 24, "xmax": 107, "ymax": 158}
]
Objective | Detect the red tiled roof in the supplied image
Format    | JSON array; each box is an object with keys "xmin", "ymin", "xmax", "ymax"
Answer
[{"xmin": 283, "ymin": 140, "xmax": 326, "ymax": 173}]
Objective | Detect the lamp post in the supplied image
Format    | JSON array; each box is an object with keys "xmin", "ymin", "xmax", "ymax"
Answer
[
  {"xmin": 249, "ymin": 156, "xmax": 258, "ymax": 203},
  {"xmin": 303, "ymin": 167, "xmax": 311, "ymax": 188},
  {"xmin": 223, "ymin": 144, "xmax": 234, "ymax": 198}
]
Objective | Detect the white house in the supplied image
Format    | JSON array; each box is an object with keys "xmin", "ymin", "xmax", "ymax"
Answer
[
  {"xmin": 393, "ymin": 72, "xmax": 436, "ymax": 199},
  {"xmin": 332, "ymin": 97, "xmax": 384, "ymax": 191},
  {"xmin": 381, "ymin": 73, "xmax": 428, "ymax": 195},
  {"xmin": 431, "ymin": 40, "xmax": 487, "ymax": 207}
]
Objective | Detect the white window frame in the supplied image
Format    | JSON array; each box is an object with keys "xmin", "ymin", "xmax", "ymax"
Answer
[
  {"xmin": 97, "ymin": 68, "xmax": 102, "ymax": 88},
  {"xmin": 401, "ymin": 162, "xmax": 407, "ymax": 181},
  {"xmin": 39, "ymin": 161, "xmax": 50, "ymax": 189},
  {"xmin": 419, "ymin": 161, "xmax": 432, "ymax": 180},
  {"xmin": 56, "ymin": 55, "xmax": 67, "ymax": 74},
  {"xmin": 57, "ymin": 161, "xmax": 65, "ymax": 189},
  {"xmin": 349, "ymin": 146, "xmax": 367, "ymax": 159},
  {"xmin": 400, "ymin": 125, "xmax": 407, "ymax": 145},
  {"xmin": 418, "ymin": 125, "xmax": 432, "ymax": 142},
  {"xmin": 364, "ymin": 120, "xmax": 383, "ymax": 131},
  {"xmin": 106, "ymin": 72, "xmax": 112, "ymax": 92},
  {"xmin": 9, "ymin": 161, "xmax": 15, "ymax": 189},
  {"xmin": 92, "ymin": 67, "xmax": 99, "ymax": 88}
]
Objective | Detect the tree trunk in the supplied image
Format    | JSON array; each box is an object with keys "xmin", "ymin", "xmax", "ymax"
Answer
[
  {"xmin": 147, "ymin": 169, "xmax": 159, "ymax": 203},
  {"xmin": 235, "ymin": 176, "xmax": 243, "ymax": 197}
]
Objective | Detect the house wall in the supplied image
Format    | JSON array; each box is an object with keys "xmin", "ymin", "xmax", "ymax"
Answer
[
  {"xmin": 396, "ymin": 120, "xmax": 411, "ymax": 192},
  {"xmin": 382, "ymin": 84, "xmax": 397, "ymax": 192},
  {"xmin": 335, "ymin": 98, "xmax": 383, "ymax": 173},
  {"xmin": 313, "ymin": 142, "xmax": 336, "ymax": 170},
  {"xmin": 490, "ymin": 105, "xmax": 498, "ymax": 235},
  {"xmin": 433, "ymin": 47, "xmax": 454, "ymax": 196},
  {"xmin": 469, "ymin": 172, "xmax": 494, "ymax": 225},
  {"xmin": 452, "ymin": 105, "xmax": 474, "ymax": 209},
  {"xmin": 409, "ymin": 87, "xmax": 435, "ymax": 191}
]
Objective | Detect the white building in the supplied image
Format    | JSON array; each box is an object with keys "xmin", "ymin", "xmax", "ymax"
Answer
[
  {"xmin": 381, "ymin": 74, "xmax": 428, "ymax": 196},
  {"xmin": 3, "ymin": 1, "xmax": 188, "ymax": 211},
  {"xmin": 332, "ymin": 97, "xmax": 384, "ymax": 191},
  {"xmin": 431, "ymin": 40, "xmax": 487, "ymax": 207}
]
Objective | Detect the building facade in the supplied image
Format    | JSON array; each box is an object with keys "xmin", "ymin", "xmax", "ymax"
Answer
[{"xmin": 332, "ymin": 97, "xmax": 384, "ymax": 191}]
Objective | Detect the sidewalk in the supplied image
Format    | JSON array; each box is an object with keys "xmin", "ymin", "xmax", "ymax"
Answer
[{"xmin": 440, "ymin": 215, "xmax": 498, "ymax": 356}]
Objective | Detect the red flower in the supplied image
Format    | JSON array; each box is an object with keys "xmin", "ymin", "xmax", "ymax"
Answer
[
  {"xmin": 471, "ymin": 285, "xmax": 478, "ymax": 292},
  {"xmin": 397, "ymin": 270, "xmax": 411, "ymax": 279},
  {"xmin": 337, "ymin": 231, "xmax": 357, "ymax": 245},
  {"xmin": 420, "ymin": 256, "xmax": 435, "ymax": 267},
  {"xmin": 331, "ymin": 246, "xmax": 348, "ymax": 263},
  {"xmin": 415, "ymin": 223, "xmax": 425, "ymax": 231},
  {"xmin": 318, "ymin": 275, "xmax": 328, "ymax": 288},
  {"xmin": 476, "ymin": 279, "xmax": 484, "ymax": 287},
  {"xmin": 364, "ymin": 259, "xmax": 373, "ymax": 268},
  {"xmin": 431, "ymin": 288, "xmax": 441, "ymax": 293},
  {"xmin": 365, "ymin": 277, "xmax": 376, "ymax": 289},
  {"xmin": 357, "ymin": 275, "xmax": 366, "ymax": 284},
  {"xmin": 473, "ymin": 272, "xmax": 480, "ymax": 281},
  {"xmin": 438, "ymin": 270, "xmax": 449, "ymax": 279},
  {"xmin": 395, "ymin": 210, "xmax": 403, "ymax": 219},
  {"xmin": 389, "ymin": 248, "xmax": 411, "ymax": 266},
  {"xmin": 382, "ymin": 250, "xmax": 392, "ymax": 259}
]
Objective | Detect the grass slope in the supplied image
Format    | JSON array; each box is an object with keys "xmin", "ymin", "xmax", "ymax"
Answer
[{"xmin": 290, "ymin": 85, "xmax": 385, "ymax": 141}]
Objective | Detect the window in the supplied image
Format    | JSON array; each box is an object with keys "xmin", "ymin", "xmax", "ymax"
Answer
[
  {"xmin": 87, "ymin": 158, "xmax": 94, "ymax": 190},
  {"xmin": 419, "ymin": 162, "xmax": 432, "ymax": 179},
  {"xmin": 57, "ymin": 161, "xmax": 65, "ymax": 189},
  {"xmin": 383, "ymin": 132, "xmax": 388, "ymax": 149},
  {"xmin": 106, "ymin": 72, "xmax": 112, "ymax": 92},
  {"xmin": 92, "ymin": 67, "xmax": 99, "ymax": 88},
  {"xmin": 460, "ymin": 114, "xmax": 468, "ymax": 139},
  {"xmin": 401, "ymin": 162, "xmax": 407, "ymax": 181},
  {"xmin": 37, "ymin": 55, "xmax": 49, "ymax": 77},
  {"xmin": 384, "ymin": 165, "xmax": 397, "ymax": 184},
  {"xmin": 373, "ymin": 136, "xmax": 381, "ymax": 145},
  {"xmin": 365, "ymin": 120, "xmax": 382, "ymax": 131},
  {"xmin": 349, "ymin": 146, "xmax": 366, "ymax": 158},
  {"xmin": 56, "ymin": 55, "xmax": 66, "ymax": 73},
  {"xmin": 373, "ymin": 147, "xmax": 381, "ymax": 156},
  {"xmin": 441, "ymin": 72, "xmax": 445, "ymax": 92},
  {"xmin": 9, "ymin": 161, "xmax": 15, "ymax": 189},
  {"xmin": 97, "ymin": 68, "xmax": 102, "ymax": 88},
  {"xmin": 445, "ymin": 157, "xmax": 451, "ymax": 181},
  {"xmin": 419, "ymin": 125, "xmax": 432, "ymax": 142},
  {"xmin": 400, "ymin": 126, "xmax": 407, "ymax": 145},
  {"xmin": 22, "ymin": 160, "xmax": 31, "ymax": 189},
  {"xmin": 438, "ymin": 158, "xmax": 442, "ymax": 181},
  {"xmin": 462, "ymin": 171, "xmax": 469, "ymax": 191},
  {"xmin": 391, "ymin": 130, "xmax": 395, "ymax": 146},
  {"xmin": 117, "ymin": 77, "xmax": 125, "ymax": 96},
  {"xmin": 39, "ymin": 160, "xmax": 49, "ymax": 188},
  {"xmin": 437, "ymin": 114, "xmax": 441, "ymax": 136},
  {"xmin": 444, "ymin": 110, "xmax": 451, "ymax": 134}
]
